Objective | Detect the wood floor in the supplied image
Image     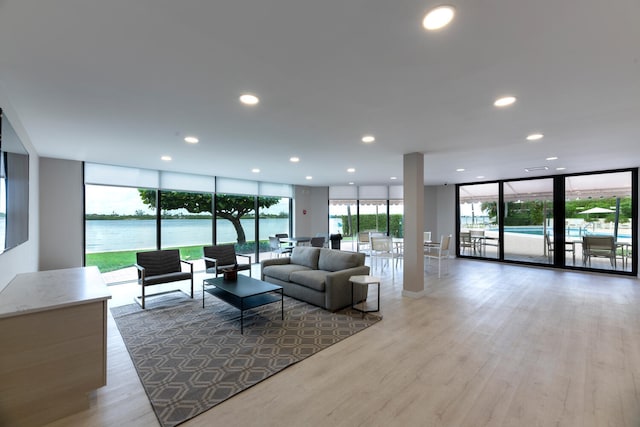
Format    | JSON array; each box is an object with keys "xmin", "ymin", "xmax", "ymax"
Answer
[{"xmin": 44, "ymin": 259, "xmax": 640, "ymax": 427}]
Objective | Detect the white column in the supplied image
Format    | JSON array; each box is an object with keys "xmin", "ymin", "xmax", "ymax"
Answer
[{"xmin": 402, "ymin": 153, "xmax": 425, "ymax": 297}]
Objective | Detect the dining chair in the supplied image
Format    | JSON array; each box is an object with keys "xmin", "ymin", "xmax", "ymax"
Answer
[
  {"xmin": 370, "ymin": 236, "xmax": 397, "ymax": 280},
  {"xmin": 459, "ymin": 231, "xmax": 473, "ymax": 255},
  {"xmin": 269, "ymin": 236, "xmax": 292, "ymax": 258},
  {"xmin": 310, "ymin": 236, "xmax": 326, "ymax": 247},
  {"xmin": 423, "ymin": 231, "xmax": 432, "ymax": 244},
  {"xmin": 470, "ymin": 229, "xmax": 485, "ymax": 254},
  {"xmin": 357, "ymin": 231, "xmax": 371, "ymax": 254},
  {"xmin": 424, "ymin": 234, "xmax": 452, "ymax": 278}
]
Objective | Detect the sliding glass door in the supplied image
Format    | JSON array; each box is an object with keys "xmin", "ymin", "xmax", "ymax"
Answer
[
  {"xmin": 458, "ymin": 182, "xmax": 500, "ymax": 259},
  {"xmin": 456, "ymin": 168, "xmax": 637, "ymax": 275},
  {"xmin": 503, "ymin": 179, "xmax": 554, "ymax": 264},
  {"xmin": 565, "ymin": 171, "xmax": 634, "ymax": 272}
]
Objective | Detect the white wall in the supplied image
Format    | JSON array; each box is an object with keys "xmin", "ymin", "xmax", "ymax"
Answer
[
  {"xmin": 308, "ymin": 186, "xmax": 329, "ymax": 235},
  {"xmin": 38, "ymin": 157, "xmax": 84, "ymax": 270},
  {"xmin": 0, "ymin": 90, "xmax": 40, "ymax": 291},
  {"xmin": 293, "ymin": 185, "xmax": 329, "ymax": 237},
  {"xmin": 436, "ymin": 185, "xmax": 456, "ymax": 240},
  {"xmin": 424, "ymin": 186, "xmax": 438, "ymax": 237}
]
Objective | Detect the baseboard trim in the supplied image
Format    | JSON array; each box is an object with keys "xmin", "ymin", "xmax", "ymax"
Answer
[{"xmin": 401, "ymin": 289, "xmax": 426, "ymax": 299}]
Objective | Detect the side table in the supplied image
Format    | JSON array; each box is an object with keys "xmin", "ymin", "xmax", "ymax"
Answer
[{"xmin": 349, "ymin": 275, "xmax": 381, "ymax": 317}]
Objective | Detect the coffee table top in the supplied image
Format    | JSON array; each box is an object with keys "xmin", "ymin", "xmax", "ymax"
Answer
[{"xmin": 204, "ymin": 275, "xmax": 282, "ymax": 298}]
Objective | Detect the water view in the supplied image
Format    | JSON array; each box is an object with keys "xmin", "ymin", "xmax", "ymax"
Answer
[{"xmin": 86, "ymin": 218, "xmax": 289, "ymax": 252}]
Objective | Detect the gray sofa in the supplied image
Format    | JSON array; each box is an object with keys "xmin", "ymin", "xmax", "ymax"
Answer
[{"xmin": 261, "ymin": 246, "xmax": 369, "ymax": 311}]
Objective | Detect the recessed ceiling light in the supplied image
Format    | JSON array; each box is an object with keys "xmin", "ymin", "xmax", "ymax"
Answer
[
  {"xmin": 348, "ymin": 182, "xmax": 355, "ymax": 185},
  {"xmin": 289, "ymin": 156, "xmax": 300, "ymax": 163},
  {"xmin": 422, "ymin": 5, "xmax": 456, "ymax": 30},
  {"xmin": 161, "ymin": 155, "xmax": 172, "ymax": 161},
  {"xmin": 524, "ymin": 166, "xmax": 549, "ymax": 172},
  {"xmin": 494, "ymin": 96, "xmax": 517, "ymax": 107},
  {"xmin": 251, "ymin": 168, "xmax": 260, "ymax": 173},
  {"xmin": 362, "ymin": 135, "xmax": 375, "ymax": 143},
  {"xmin": 305, "ymin": 176, "xmax": 313, "ymax": 180},
  {"xmin": 526, "ymin": 133, "xmax": 544, "ymax": 141},
  {"xmin": 556, "ymin": 167, "xmax": 566, "ymax": 171},
  {"xmin": 347, "ymin": 168, "xmax": 356, "ymax": 173},
  {"xmin": 239, "ymin": 93, "xmax": 260, "ymax": 105},
  {"xmin": 476, "ymin": 175, "xmax": 485, "ymax": 179},
  {"xmin": 546, "ymin": 156, "xmax": 558, "ymax": 161},
  {"xmin": 184, "ymin": 136, "xmax": 199, "ymax": 144},
  {"xmin": 456, "ymin": 168, "xmax": 465, "ymax": 172},
  {"xmin": 390, "ymin": 176, "xmax": 397, "ymax": 180}
]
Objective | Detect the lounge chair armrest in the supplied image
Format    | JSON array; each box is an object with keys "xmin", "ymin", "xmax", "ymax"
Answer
[
  {"xmin": 134, "ymin": 263, "xmax": 145, "ymax": 282},
  {"xmin": 181, "ymin": 259, "xmax": 194, "ymax": 273},
  {"xmin": 236, "ymin": 253, "xmax": 252, "ymax": 264}
]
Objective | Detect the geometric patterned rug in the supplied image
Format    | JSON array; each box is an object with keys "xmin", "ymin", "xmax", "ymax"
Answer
[{"xmin": 111, "ymin": 293, "xmax": 381, "ymax": 427}]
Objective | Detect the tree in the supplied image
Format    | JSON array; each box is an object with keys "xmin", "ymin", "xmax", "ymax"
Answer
[{"xmin": 138, "ymin": 190, "xmax": 281, "ymax": 244}]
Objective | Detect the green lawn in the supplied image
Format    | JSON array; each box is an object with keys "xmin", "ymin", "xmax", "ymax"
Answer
[{"xmin": 86, "ymin": 242, "xmax": 271, "ymax": 273}]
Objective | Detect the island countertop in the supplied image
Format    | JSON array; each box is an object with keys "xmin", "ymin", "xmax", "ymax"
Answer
[{"xmin": 0, "ymin": 266, "xmax": 111, "ymax": 318}]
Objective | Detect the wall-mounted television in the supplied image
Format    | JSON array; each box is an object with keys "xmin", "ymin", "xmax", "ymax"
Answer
[{"xmin": 0, "ymin": 108, "xmax": 29, "ymax": 254}]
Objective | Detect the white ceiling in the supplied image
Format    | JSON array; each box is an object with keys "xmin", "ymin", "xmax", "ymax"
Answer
[{"xmin": 0, "ymin": 0, "xmax": 639, "ymax": 187}]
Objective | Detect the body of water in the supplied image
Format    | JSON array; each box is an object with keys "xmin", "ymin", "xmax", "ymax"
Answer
[
  {"xmin": 490, "ymin": 225, "xmax": 632, "ymax": 240},
  {"xmin": 86, "ymin": 218, "xmax": 289, "ymax": 252}
]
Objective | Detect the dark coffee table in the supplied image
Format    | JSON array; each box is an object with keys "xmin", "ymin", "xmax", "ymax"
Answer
[{"xmin": 202, "ymin": 275, "xmax": 283, "ymax": 333}]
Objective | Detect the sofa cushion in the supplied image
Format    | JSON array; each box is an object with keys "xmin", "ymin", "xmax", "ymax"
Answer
[
  {"xmin": 142, "ymin": 272, "xmax": 192, "ymax": 285},
  {"xmin": 290, "ymin": 246, "xmax": 321, "ymax": 269},
  {"xmin": 289, "ymin": 270, "xmax": 329, "ymax": 292},
  {"xmin": 262, "ymin": 264, "xmax": 312, "ymax": 282},
  {"xmin": 318, "ymin": 248, "xmax": 364, "ymax": 272}
]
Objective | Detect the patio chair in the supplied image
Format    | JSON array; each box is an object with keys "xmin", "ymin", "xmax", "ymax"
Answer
[
  {"xmin": 425, "ymin": 234, "xmax": 452, "ymax": 278},
  {"xmin": 203, "ymin": 244, "xmax": 252, "ymax": 278},
  {"xmin": 135, "ymin": 249, "xmax": 194, "ymax": 309},
  {"xmin": 545, "ymin": 233, "xmax": 576, "ymax": 264},
  {"xmin": 582, "ymin": 235, "xmax": 617, "ymax": 268}
]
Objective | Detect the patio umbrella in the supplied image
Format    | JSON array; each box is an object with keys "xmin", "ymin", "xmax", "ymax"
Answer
[
  {"xmin": 578, "ymin": 207, "xmax": 615, "ymax": 214},
  {"xmin": 579, "ymin": 206, "xmax": 618, "ymax": 239}
]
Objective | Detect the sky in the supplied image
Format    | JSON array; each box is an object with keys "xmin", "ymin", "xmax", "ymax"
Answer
[
  {"xmin": 85, "ymin": 186, "xmax": 154, "ymax": 215},
  {"xmin": 85, "ymin": 185, "xmax": 291, "ymax": 216}
]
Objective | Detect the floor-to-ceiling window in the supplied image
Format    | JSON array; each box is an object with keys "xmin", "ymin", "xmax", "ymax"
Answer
[
  {"xmin": 85, "ymin": 184, "xmax": 157, "ymax": 283},
  {"xmin": 215, "ymin": 194, "xmax": 257, "ymax": 260},
  {"xmin": 458, "ymin": 182, "xmax": 500, "ymax": 259},
  {"xmin": 258, "ymin": 196, "xmax": 291, "ymax": 258},
  {"xmin": 503, "ymin": 178, "xmax": 554, "ymax": 264},
  {"xmin": 329, "ymin": 200, "xmax": 357, "ymax": 251},
  {"xmin": 358, "ymin": 200, "xmax": 388, "ymax": 234},
  {"xmin": 456, "ymin": 168, "xmax": 637, "ymax": 275},
  {"xmin": 158, "ymin": 190, "xmax": 213, "ymax": 261},
  {"xmin": 565, "ymin": 171, "xmax": 635, "ymax": 272},
  {"xmin": 84, "ymin": 164, "xmax": 292, "ymax": 283},
  {"xmin": 389, "ymin": 200, "xmax": 404, "ymax": 238}
]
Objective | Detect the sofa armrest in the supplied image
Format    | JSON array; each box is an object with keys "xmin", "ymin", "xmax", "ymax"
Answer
[
  {"xmin": 260, "ymin": 257, "xmax": 291, "ymax": 279},
  {"xmin": 324, "ymin": 265, "xmax": 371, "ymax": 311}
]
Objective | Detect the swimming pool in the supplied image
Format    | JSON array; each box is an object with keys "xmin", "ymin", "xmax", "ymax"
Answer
[{"xmin": 487, "ymin": 226, "xmax": 631, "ymax": 239}]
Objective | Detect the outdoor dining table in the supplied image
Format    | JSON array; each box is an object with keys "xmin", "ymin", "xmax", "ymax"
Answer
[{"xmin": 280, "ymin": 237, "xmax": 311, "ymax": 246}]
